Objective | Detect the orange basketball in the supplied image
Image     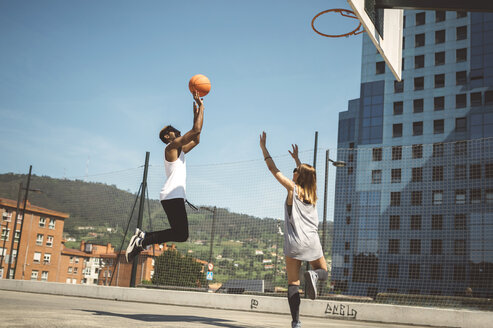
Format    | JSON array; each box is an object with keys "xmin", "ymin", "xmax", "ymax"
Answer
[{"xmin": 188, "ymin": 74, "xmax": 211, "ymax": 97}]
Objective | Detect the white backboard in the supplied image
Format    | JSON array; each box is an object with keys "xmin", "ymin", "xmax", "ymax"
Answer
[{"xmin": 347, "ymin": 0, "xmax": 403, "ymax": 81}]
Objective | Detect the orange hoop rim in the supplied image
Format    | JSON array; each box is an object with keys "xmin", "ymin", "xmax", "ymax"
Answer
[{"xmin": 311, "ymin": 8, "xmax": 365, "ymax": 38}]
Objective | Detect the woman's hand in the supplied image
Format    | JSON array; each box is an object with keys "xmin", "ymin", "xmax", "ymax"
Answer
[
  {"xmin": 260, "ymin": 131, "xmax": 267, "ymax": 149},
  {"xmin": 288, "ymin": 144, "xmax": 298, "ymax": 160}
]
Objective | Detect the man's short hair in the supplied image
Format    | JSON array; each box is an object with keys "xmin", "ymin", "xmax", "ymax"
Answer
[{"xmin": 159, "ymin": 125, "xmax": 180, "ymax": 144}]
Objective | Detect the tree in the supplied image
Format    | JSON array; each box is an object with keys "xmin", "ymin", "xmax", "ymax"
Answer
[{"xmin": 152, "ymin": 249, "xmax": 207, "ymax": 288}]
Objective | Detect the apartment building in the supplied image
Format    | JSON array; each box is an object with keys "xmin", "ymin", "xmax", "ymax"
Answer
[
  {"xmin": 332, "ymin": 11, "xmax": 493, "ymax": 298},
  {"xmin": 0, "ymin": 198, "xmax": 69, "ymax": 281}
]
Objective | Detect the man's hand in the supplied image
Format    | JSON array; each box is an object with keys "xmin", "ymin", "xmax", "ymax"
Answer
[{"xmin": 193, "ymin": 91, "xmax": 204, "ymax": 114}]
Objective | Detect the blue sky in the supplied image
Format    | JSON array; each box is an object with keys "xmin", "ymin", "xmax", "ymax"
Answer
[{"xmin": 0, "ymin": 0, "xmax": 363, "ymax": 217}]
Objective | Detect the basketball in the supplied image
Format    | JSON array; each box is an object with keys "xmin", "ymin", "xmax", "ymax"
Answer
[{"xmin": 188, "ymin": 74, "xmax": 211, "ymax": 97}]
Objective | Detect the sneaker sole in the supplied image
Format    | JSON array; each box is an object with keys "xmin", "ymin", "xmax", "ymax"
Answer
[{"xmin": 304, "ymin": 271, "xmax": 317, "ymax": 300}]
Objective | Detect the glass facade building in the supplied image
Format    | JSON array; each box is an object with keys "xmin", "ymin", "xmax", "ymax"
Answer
[{"xmin": 332, "ymin": 11, "xmax": 493, "ymax": 298}]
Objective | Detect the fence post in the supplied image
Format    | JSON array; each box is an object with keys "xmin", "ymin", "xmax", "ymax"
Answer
[
  {"xmin": 10, "ymin": 166, "xmax": 32, "ymax": 279},
  {"xmin": 130, "ymin": 152, "xmax": 150, "ymax": 287},
  {"xmin": 321, "ymin": 150, "xmax": 330, "ymax": 254}
]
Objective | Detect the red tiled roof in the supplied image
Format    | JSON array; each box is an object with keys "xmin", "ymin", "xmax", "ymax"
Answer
[{"xmin": 0, "ymin": 198, "xmax": 69, "ymax": 219}]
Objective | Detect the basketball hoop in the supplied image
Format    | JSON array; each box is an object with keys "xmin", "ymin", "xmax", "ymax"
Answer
[{"xmin": 311, "ymin": 8, "xmax": 365, "ymax": 38}]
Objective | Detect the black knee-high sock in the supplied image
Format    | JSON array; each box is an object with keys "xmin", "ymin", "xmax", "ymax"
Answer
[
  {"xmin": 288, "ymin": 284, "xmax": 300, "ymax": 323},
  {"xmin": 315, "ymin": 268, "xmax": 328, "ymax": 281}
]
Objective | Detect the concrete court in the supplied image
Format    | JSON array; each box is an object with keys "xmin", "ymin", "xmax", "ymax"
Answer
[{"xmin": 0, "ymin": 290, "xmax": 437, "ymax": 328}]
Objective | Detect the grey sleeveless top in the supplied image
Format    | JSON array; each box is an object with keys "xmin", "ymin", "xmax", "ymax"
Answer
[{"xmin": 283, "ymin": 186, "xmax": 324, "ymax": 261}]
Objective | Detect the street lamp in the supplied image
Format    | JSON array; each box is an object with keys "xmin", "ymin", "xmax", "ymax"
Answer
[{"xmin": 328, "ymin": 158, "xmax": 347, "ymax": 168}]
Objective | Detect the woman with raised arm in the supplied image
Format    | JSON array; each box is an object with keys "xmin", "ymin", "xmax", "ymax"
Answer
[{"xmin": 259, "ymin": 132, "xmax": 328, "ymax": 328}]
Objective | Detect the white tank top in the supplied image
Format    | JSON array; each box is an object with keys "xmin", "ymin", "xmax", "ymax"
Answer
[{"xmin": 159, "ymin": 149, "xmax": 186, "ymax": 201}]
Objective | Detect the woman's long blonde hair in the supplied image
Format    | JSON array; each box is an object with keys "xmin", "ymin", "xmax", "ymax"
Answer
[{"xmin": 295, "ymin": 163, "xmax": 317, "ymax": 205}]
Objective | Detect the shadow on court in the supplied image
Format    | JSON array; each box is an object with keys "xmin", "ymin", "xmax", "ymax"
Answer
[{"xmin": 80, "ymin": 309, "xmax": 253, "ymax": 328}]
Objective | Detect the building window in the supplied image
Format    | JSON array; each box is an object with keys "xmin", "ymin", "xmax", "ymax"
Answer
[
  {"xmin": 413, "ymin": 99, "xmax": 424, "ymax": 113},
  {"xmin": 410, "ymin": 239, "xmax": 421, "ymax": 255},
  {"xmin": 456, "ymin": 71, "xmax": 467, "ymax": 85},
  {"xmin": 74, "ymin": 267, "xmax": 78, "ymax": 274},
  {"xmin": 432, "ymin": 214, "xmax": 443, "ymax": 230},
  {"xmin": 416, "ymin": 12, "xmax": 426, "ymax": 25},
  {"xmin": 431, "ymin": 239, "xmax": 442, "ymax": 255},
  {"xmin": 434, "ymin": 96, "xmax": 444, "ymax": 111},
  {"xmin": 411, "ymin": 215, "xmax": 422, "ymax": 230},
  {"xmin": 346, "ymin": 204, "xmax": 352, "ymax": 212},
  {"xmin": 411, "ymin": 191, "xmax": 422, "ymax": 206},
  {"xmin": 471, "ymin": 189, "xmax": 481, "ymax": 204},
  {"xmin": 389, "ymin": 239, "xmax": 400, "ymax": 254},
  {"xmin": 376, "ymin": 61, "xmax": 386, "ymax": 74},
  {"xmin": 433, "ymin": 190, "xmax": 443, "ymax": 205},
  {"xmin": 455, "ymin": 141, "xmax": 467, "ymax": 156},
  {"xmin": 456, "ymin": 26, "xmax": 467, "ymax": 40},
  {"xmin": 415, "ymin": 55, "xmax": 424, "ymax": 69},
  {"xmin": 391, "ymin": 192, "xmax": 401, "ymax": 206},
  {"xmin": 390, "ymin": 215, "xmax": 400, "ymax": 230},
  {"xmin": 348, "ymin": 153, "xmax": 354, "ymax": 162},
  {"xmin": 347, "ymin": 167, "xmax": 353, "ymax": 175},
  {"xmin": 392, "ymin": 146, "xmax": 402, "ymax": 160},
  {"xmin": 454, "ymin": 240, "xmax": 466, "ymax": 255},
  {"xmin": 345, "ymin": 242, "xmax": 350, "ymax": 250},
  {"xmin": 470, "ymin": 69, "xmax": 483, "ymax": 81},
  {"xmin": 393, "ymin": 123, "xmax": 403, "ymax": 137},
  {"xmin": 486, "ymin": 189, "xmax": 493, "ymax": 204},
  {"xmin": 431, "ymin": 264, "xmax": 443, "ymax": 280},
  {"xmin": 471, "ymin": 92, "xmax": 482, "ymax": 106},
  {"xmin": 435, "ymin": 10, "xmax": 445, "ymax": 22},
  {"xmin": 388, "ymin": 263, "xmax": 399, "ymax": 278},
  {"xmin": 68, "ymin": 267, "xmax": 73, "ymax": 273},
  {"xmin": 36, "ymin": 234, "xmax": 43, "ymax": 246},
  {"xmin": 48, "ymin": 219, "xmax": 55, "ymax": 229},
  {"xmin": 372, "ymin": 148, "xmax": 382, "ymax": 161},
  {"xmin": 414, "ymin": 77, "xmax": 424, "ymax": 90},
  {"xmin": 487, "ymin": 163, "xmax": 493, "ymax": 178},
  {"xmin": 454, "ymin": 265, "xmax": 466, "ymax": 281},
  {"xmin": 413, "ymin": 121, "xmax": 423, "ymax": 136},
  {"xmin": 344, "ymin": 255, "xmax": 350, "ymax": 263},
  {"xmin": 41, "ymin": 271, "xmax": 48, "ymax": 281},
  {"xmin": 412, "ymin": 167, "xmax": 423, "ymax": 182},
  {"xmin": 433, "ymin": 143, "xmax": 444, "ymax": 157},
  {"xmin": 415, "ymin": 33, "xmax": 425, "ymax": 47},
  {"xmin": 455, "ymin": 165, "xmax": 466, "ymax": 180},
  {"xmin": 393, "ymin": 101, "xmax": 403, "ymax": 115},
  {"xmin": 486, "ymin": 91, "xmax": 493, "ymax": 105},
  {"xmin": 455, "ymin": 189, "xmax": 466, "ymax": 204},
  {"xmin": 33, "ymin": 252, "xmax": 41, "ymax": 263},
  {"xmin": 456, "ymin": 117, "xmax": 467, "ymax": 132},
  {"xmin": 43, "ymin": 253, "xmax": 51, "ymax": 263},
  {"xmin": 372, "ymin": 170, "xmax": 382, "ymax": 184},
  {"xmin": 39, "ymin": 217, "xmax": 46, "ymax": 228},
  {"xmin": 409, "ymin": 264, "xmax": 420, "ymax": 279},
  {"xmin": 394, "ymin": 80, "xmax": 404, "ymax": 93},
  {"xmin": 433, "ymin": 166, "xmax": 444, "ymax": 181},
  {"xmin": 434, "ymin": 119, "xmax": 444, "ymax": 134},
  {"xmin": 31, "ymin": 270, "xmax": 38, "ymax": 281},
  {"xmin": 346, "ymin": 216, "xmax": 351, "ymax": 224},
  {"xmin": 456, "ymin": 48, "xmax": 467, "ymax": 62},
  {"xmin": 412, "ymin": 144, "xmax": 423, "ymax": 159},
  {"xmin": 454, "ymin": 214, "xmax": 466, "ymax": 230},
  {"xmin": 434, "ymin": 74, "xmax": 445, "ymax": 88},
  {"xmin": 46, "ymin": 235, "xmax": 54, "ymax": 247},
  {"xmin": 391, "ymin": 168, "xmax": 402, "ymax": 183},
  {"xmin": 470, "ymin": 164, "xmax": 481, "ymax": 179},
  {"xmin": 435, "ymin": 30, "xmax": 445, "ymax": 43},
  {"xmin": 456, "ymin": 94, "xmax": 467, "ymax": 108},
  {"xmin": 435, "ymin": 51, "xmax": 445, "ymax": 65},
  {"xmin": 457, "ymin": 11, "xmax": 467, "ymax": 18}
]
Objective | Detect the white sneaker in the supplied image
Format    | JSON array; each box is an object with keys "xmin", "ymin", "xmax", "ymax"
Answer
[
  {"xmin": 125, "ymin": 228, "xmax": 145, "ymax": 263},
  {"xmin": 304, "ymin": 270, "xmax": 318, "ymax": 300}
]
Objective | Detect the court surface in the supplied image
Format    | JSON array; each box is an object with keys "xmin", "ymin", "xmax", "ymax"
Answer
[{"xmin": 0, "ymin": 290, "xmax": 438, "ymax": 328}]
